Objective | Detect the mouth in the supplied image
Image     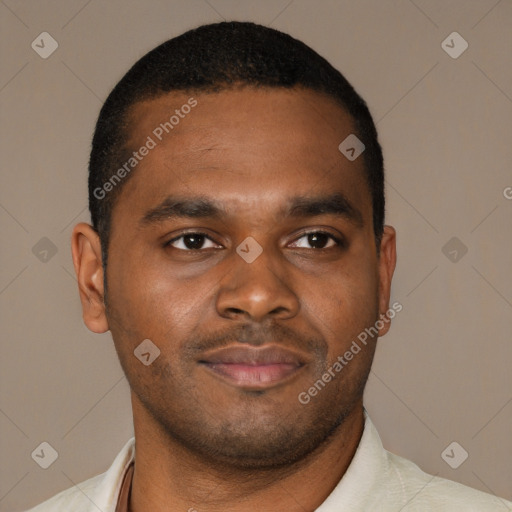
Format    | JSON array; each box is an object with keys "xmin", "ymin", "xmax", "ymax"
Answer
[{"xmin": 198, "ymin": 345, "xmax": 307, "ymax": 390}]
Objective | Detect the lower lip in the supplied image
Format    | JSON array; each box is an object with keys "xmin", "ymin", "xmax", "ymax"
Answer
[{"xmin": 202, "ymin": 363, "xmax": 302, "ymax": 388}]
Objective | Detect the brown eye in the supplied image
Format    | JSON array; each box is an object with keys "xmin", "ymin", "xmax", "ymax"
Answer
[
  {"xmin": 289, "ymin": 231, "xmax": 341, "ymax": 249},
  {"xmin": 167, "ymin": 233, "xmax": 220, "ymax": 251}
]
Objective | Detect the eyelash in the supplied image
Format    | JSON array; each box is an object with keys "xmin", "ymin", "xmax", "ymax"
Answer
[{"xmin": 165, "ymin": 230, "xmax": 345, "ymax": 251}]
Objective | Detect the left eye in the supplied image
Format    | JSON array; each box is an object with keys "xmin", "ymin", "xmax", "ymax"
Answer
[{"xmin": 289, "ymin": 232, "xmax": 341, "ymax": 249}]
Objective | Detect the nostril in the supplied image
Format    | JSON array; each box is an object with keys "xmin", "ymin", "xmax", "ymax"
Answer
[
  {"xmin": 270, "ymin": 306, "xmax": 288, "ymax": 316},
  {"xmin": 226, "ymin": 307, "xmax": 245, "ymax": 315}
]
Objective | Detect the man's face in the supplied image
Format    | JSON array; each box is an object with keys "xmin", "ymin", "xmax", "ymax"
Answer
[{"xmin": 103, "ymin": 87, "xmax": 393, "ymax": 469}]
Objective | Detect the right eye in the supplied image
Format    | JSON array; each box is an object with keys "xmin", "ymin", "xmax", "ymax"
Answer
[{"xmin": 165, "ymin": 233, "xmax": 222, "ymax": 251}]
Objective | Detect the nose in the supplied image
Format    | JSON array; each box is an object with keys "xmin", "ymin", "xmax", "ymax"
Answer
[{"xmin": 216, "ymin": 247, "xmax": 300, "ymax": 323}]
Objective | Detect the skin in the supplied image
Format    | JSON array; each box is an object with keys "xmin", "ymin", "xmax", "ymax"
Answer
[{"xmin": 72, "ymin": 87, "xmax": 396, "ymax": 512}]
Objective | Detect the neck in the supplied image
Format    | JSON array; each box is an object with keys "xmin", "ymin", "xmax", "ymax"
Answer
[{"xmin": 128, "ymin": 397, "xmax": 365, "ymax": 512}]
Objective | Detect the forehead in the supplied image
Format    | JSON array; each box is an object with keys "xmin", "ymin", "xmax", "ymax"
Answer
[
  {"xmin": 127, "ymin": 86, "xmax": 355, "ymax": 153},
  {"xmin": 114, "ymin": 87, "xmax": 370, "ymax": 224}
]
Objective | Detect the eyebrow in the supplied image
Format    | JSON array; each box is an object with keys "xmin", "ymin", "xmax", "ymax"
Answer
[
  {"xmin": 285, "ymin": 193, "xmax": 363, "ymax": 226},
  {"xmin": 140, "ymin": 193, "xmax": 363, "ymax": 227}
]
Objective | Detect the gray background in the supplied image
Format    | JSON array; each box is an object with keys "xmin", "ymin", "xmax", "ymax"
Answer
[{"xmin": 1, "ymin": 0, "xmax": 511, "ymax": 510}]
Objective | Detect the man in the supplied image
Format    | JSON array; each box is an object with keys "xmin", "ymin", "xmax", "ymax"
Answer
[{"xmin": 27, "ymin": 21, "xmax": 511, "ymax": 512}]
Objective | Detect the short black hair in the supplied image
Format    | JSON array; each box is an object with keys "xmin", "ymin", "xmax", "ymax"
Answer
[{"xmin": 89, "ymin": 21, "xmax": 384, "ymax": 266}]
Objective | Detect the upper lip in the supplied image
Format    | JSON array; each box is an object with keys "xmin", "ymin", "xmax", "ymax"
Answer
[{"xmin": 199, "ymin": 345, "xmax": 307, "ymax": 366}]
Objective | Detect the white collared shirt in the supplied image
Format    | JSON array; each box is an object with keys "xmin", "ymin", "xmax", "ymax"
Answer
[{"xmin": 25, "ymin": 413, "xmax": 511, "ymax": 511}]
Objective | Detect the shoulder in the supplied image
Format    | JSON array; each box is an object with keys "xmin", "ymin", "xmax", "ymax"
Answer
[
  {"xmin": 386, "ymin": 450, "xmax": 512, "ymax": 511},
  {"xmin": 23, "ymin": 437, "xmax": 136, "ymax": 512},
  {"xmin": 23, "ymin": 473, "xmax": 104, "ymax": 512},
  {"xmin": 352, "ymin": 415, "xmax": 511, "ymax": 511}
]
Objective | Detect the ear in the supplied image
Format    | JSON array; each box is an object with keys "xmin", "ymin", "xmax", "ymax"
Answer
[
  {"xmin": 377, "ymin": 225, "xmax": 397, "ymax": 337},
  {"xmin": 71, "ymin": 223, "xmax": 109, "ymax": 333}
]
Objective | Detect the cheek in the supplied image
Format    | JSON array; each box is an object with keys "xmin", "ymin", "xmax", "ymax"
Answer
[
  {"xmin": 302, "ymin": 254, "xmax": 379, "ymax": 354},
  {"xmin": 108, "ymin": 248, "xmax": 215, "ymax": 353}
]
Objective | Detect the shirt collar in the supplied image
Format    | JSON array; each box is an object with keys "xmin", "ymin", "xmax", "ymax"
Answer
[
  {"xmin": 105, "ymin": 410, "xmax": 386, "ymax": 512},
  {"xmin": 315, "ymin": 409, "xmax": 392, "ymax": 511}
]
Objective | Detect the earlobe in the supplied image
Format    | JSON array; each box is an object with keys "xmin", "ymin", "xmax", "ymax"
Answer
[
  {"xmin": 377, "ymin": 225, "xmax": 397, "ymax": 337},
  {"xmin": 71, "ymin": 223, "xmax": 109, "ymax": 333}
]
